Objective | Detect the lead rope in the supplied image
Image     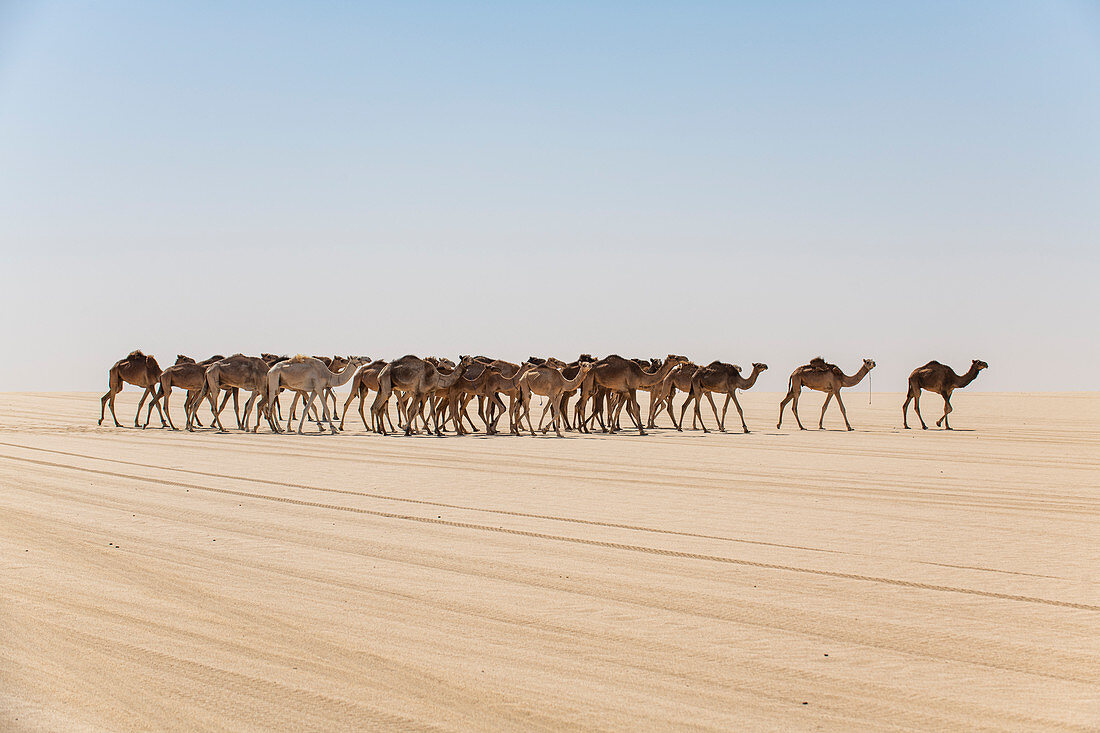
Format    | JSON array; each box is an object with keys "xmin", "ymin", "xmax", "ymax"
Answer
[{"xmin": 868, "ymin": 372, "xmax": 872, "ymax": 406}]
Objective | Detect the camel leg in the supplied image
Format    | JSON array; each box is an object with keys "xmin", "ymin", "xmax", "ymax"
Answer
[
  {"xmin": 134, "ymin": 387, "xmax": 152, "ymax": 427},
  {"xmin": 834, "ymin": 390, "xmax": 853, "ymax": 431},
  {"xmin": 719, "ymin": 393, "xmax": 732, "ymax": 432},
  {"xmin": 679, "ymin": 391, "xmax": 695, "ymax": 431},
  {"xmin": 289, "ymin": 391, "xmax": 301, "ymax": 422},
  {"xmin": 339, "ymin": 386, "xmax": 358, "ymax": 431},
  {"xmin": 143, "ymin": 385, "xmax": 162, "ymax": 429},
  {"xmin": 319, "ymin": 389, "xmax": 338, "ymax": 434},
  {"xmin": 913, "ymin": 389, "xmax": 928, "ymax": 430},
  {"xmin": 690, "ymin": 387, "xmax": 710, "ymax": 434},
  {"xmin": 629, "ymin": 392, "xmax": 646, "ymax": 435},
  {"xmin": 297, "ymin": 390, "xmax": 317, "ymax": 434},
  {"xmin": 791, "ymin": 389, "xmax": 806, "ymax": 430},
  {"xmin": 551, "ymin": 392, "xmax": 565, "ymax": 437},
  {"xmin": 206, "ymin": 381, "xmax": 229, "ymax": 432},
  {"xmin": 242, "ymin": 393, "xmax": 256, "ymax": 432},
  {"xmin": 902, "ymin": 385, "xmax": 914, "ymax": 429},
  {"xmin": 704, "ymin": 391, "xmax": 722, "ymax": 431},
  {"xmin": 99, "ymin": 387, "xmax": 116, "ymax": 427},
  {"xmin": 819, "ymin": 392, "xmax": 833, "ymax": 429},
  {"xmin": 162, "ymin": 387, "xmax": 178, "ymax": 431},
  {"xmin": 189, "ymin": 389, "xmax": 204, "ymax": 428},
  {"xmin": 370, "ymin": 389, "xmax": 390, "ymax": 435},
  {"xmin": 777, "ymin": 386, "xmax": 795, "ymax": 429},
  {"xmin": 730, "ymin": 391, "xmax": 749, "ymax": 433},
  {"xmin": 647, "ymin": 391, "xmax": 662, "ymax": 429},
  {"xmin": 937, "ymin": 392, "xmax": 953, "ymax": 429}
]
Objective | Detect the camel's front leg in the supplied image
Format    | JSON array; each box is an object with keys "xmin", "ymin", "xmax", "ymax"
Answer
[
  {"xmin": 834, "ymin": 390, "xmax": 853, "ymax": 431},
  {"xmin": 704, "ymin": 391, "xmax": 722, "ymax": 431},
  {"xmin": 730, "ymin": 391, "xmax": 749, "ymax": 433}
]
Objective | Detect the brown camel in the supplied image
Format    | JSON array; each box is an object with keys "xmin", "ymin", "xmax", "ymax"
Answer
[
  {"xmin": 480, "ymin": 363, "xmax": 537, "ymax": 435},
  {"xmin": 143, "ymin": 354, "xmax": 225, "ymax": 430},
  {"xmin": 578, "ymin": 355, "xmax": 689, "ymax": 435},
  {"xmin": 338, "ymin": 360, "xmax": 393, "ymax": 432},
  {"xmin": 371, "ymin": 355, "xmax": 474, "ymax": 436},
  {"xmin": 778, "ymin": 357, "xmax": 875, "ymax": 431},
  {"xmin": 903, "ymin": 359, "xmax": 988, "ymax": 430},
  {"xmin": 438, "ymin": 359, "xmax": 521, "ymax": 435},
  {"xmin": 202, "ymin": 354, "xmax": 279, "ymax": 433},
  {"xmin": 687, "ymin": 362, "xmax": 768, "ymax": 433},
  {"xmin": 646, "ymin": 362, "xmax": 699, "ymax": 429},
  {"xmin": 516, "ymin": 361, "xmax": 595, "ymax": 437},
  {"xmin": 100, "ymin": 350, "xmax": 164, "ymax": 428},
  {"xmin": 267, "ymin": 355, "xmax": 368, "ymax": 434}
]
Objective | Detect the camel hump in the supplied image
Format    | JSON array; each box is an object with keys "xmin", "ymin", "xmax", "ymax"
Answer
[
  {"xmin": 921, "ymin": 360, "xmax": 943, "ymax": 369},
  {"xmin": 809, "ymin": 357, "xmax": 827, "ymax": 367},
  {"xmin": 290, "ymin": 354, "xmax": 310, "ymax": 363},
  {"xmin": 127, "ymin": 349, "xmax": 146, "ymax": 359},
  {"xmin": 706, "ymin": 360, "xmax": 724, "ymax": 368}
]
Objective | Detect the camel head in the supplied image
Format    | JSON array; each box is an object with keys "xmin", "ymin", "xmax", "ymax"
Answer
[
  {"xmin": 666, "ymin": 354, "xmax": 690, "ymax": 367},
  {"xmin": 972, "ymin": 359, "xmax": 988, "ymax": 371},
  {"xmin": 862, "ymin": 358, "xmax": 877, "ymax": 371},
  {"xmin": 174, "ymin": 355, "xmax": 195, "ymax": 365},
  {"xmin": 577, "ymin": 353, "xmax": 595, "ymax": 363},
  {"xmin": 752, "ymin": 362, "xmax": 769, "ymax": 373}
]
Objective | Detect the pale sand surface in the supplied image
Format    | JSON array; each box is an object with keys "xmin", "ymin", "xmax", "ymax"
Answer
[{"xmin": 1, "ymin": 391, "xmax": 1098, "ymax": 731}]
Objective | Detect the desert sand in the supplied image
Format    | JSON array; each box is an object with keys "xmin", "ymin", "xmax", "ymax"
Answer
[{"xmin": 1, "ymin": 390, "xmax": 1097, "ymax": 731}]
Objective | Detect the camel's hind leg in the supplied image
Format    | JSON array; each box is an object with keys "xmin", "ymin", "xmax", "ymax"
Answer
[
  {"xmin": 690, "ymin": 386, "xmax": 710, "ymax": 434},
  {"xmin": 339, "ymin": 385, "xmax": 359, "ymax": 431},
  {"xmin": 819, "ymin": 392, "xmax": 832, "ymax": 429},
  {"xmin": 161, "ymin": 387, "xmax": 178, "ymax": 430},
  {"xmin": 902, "ymin": 384, "xmax": 914, "ymax": 429}
]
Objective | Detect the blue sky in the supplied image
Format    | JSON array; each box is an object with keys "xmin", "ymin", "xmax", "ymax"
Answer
[{"xmin": 1, "ymin": 1, "xmax": 1098, "ymax": 390}]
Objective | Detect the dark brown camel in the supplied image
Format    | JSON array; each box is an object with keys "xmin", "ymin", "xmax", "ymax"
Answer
[
  {"xmin": 687, "ymin": 362, "xmax": 768, "ymax": 433},
  {"xmin": 100, "ymin": 350, "xmax": 164, "ymax": 427},
  {"xmin": 903, "ymin": 360, "xmax": 988, "ymax": 430}
]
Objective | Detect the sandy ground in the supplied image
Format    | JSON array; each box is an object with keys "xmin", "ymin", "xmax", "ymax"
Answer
[{"xmin": 0, "ymin": 389, "xmax": 1097, "ymax": 731}]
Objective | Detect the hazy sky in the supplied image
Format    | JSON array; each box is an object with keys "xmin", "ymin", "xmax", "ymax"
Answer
[{"xmin": 1, "ymin": 1, "xmax": 1097, "ymax": 391}]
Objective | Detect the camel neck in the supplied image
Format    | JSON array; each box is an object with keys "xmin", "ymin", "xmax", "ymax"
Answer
[
  {"xmin": 741, "ymin": 366, "xmax": 765, "ymax": 389},
  {"xmin": 955, "ymin": 365, "xmax": 982, "ymax": 388},
  {"xmin": 841, "ymin": 365, "xmax": 870, "ymax": 388}
]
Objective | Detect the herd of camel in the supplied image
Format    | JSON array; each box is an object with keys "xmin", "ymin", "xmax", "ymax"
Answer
[{"xmin": 97, "ymin": 351, "xmax": 989, "ymax": 437}]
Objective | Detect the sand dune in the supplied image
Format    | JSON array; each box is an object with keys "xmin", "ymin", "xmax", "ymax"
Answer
[{"xmin": 1, "ymin": 391, "xmax": 1097, "ymax": 730}]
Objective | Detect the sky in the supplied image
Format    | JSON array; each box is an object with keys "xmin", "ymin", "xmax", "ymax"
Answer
[{"xmin": 1, "ymin": 1, "xmax": 1098, "ymax": 391}]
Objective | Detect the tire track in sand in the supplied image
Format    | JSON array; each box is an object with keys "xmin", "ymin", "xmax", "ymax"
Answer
[{"xmin": 3, "ymin": 450, "xmax": 1097, "ymax": 613}]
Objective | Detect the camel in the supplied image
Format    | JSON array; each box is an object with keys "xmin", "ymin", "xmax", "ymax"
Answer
[
  {"xmin": 903, "ymin": 359, "xmax": 988, "ymax": 430},
  {"xmin": 687, "ymin": 362, "xmax": 768, "ymax": 433},
  {"xmin": 438, "ymin": 359, "xmax": 520, "ymax": 435},
  {"xmin": 646, "ymin": 362, "xmax": 699, "ymax": 429},
  {"xmin": 142, "ymin": 354, "xmax": 224, "ymax": 430},
  {"xmin": 578, "ymin": 355, "xmax": 690, "ymax": 435},
  {"xmin": 778, "ymin": 357, "xmax": 876, "ymax": 431},
  {"xmin": 100, "ymin": 350, "xmax": 164, "ymax": 428},
  {"xmin": 472, "ymin": 362, "xmax": 537, "ymax": 436},
  {"xmin": 288, "ymin": 356, "xmax": 353, "ymax": 422},
  {"xmin": 338, "ymin": 360, "xmax": 393, "ymax": 432},
  {"xmin": 201, "ymin": 355, "xmax": 280, "ymax": 433},
  {"xmin": 371, "ymin": 355, "xmax": 475, "ymax": 436},
  {"xmin": 267, "ymin": 355, "xmax": 368, "ymax": 434},
  {"xmin": 516, "ymin": 361, "xmax": 595, "ymax": 437}
]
